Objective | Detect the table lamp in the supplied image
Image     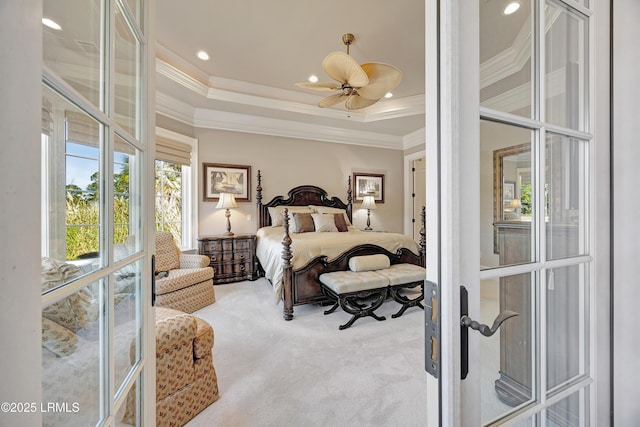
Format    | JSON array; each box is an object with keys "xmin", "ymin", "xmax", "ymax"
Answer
[{"xmin": 216, "ymin": 193, "xmax": 238, "ymax": 236}]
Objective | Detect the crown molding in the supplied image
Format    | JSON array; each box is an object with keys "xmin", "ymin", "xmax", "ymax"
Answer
[
  {"xmin": 156, "ymin": 91, "xmax": 404, "ymax": 149},
  {"xmin": 480, "ymin": 8, "xmax": 561, "ymax": 89},
  {"xmin": 155, "ymin": 92, "xmax": 197, "ymax": 125},
  {"xmin": 191, "ymin": 108, "xmax": 403, "ymax": 149},
  {"xmin": 403, "ymin": 127, "xmax": 426, "ymax": 150}
]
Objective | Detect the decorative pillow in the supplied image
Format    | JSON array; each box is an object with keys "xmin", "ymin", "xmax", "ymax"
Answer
[
  {"xmin": 41, "ymin": 257, "xmax": 98, "ymax": 332},
  {"xmin": 309, "ymin": 205, "xmax": 352, "ymax": 226},
  {"xmin": 333, "ymin": 213, "xmax": 348, "ymax": 232},
  {"xmin": 290, "ymin": 212, "xmax": 315, "ymax": 233},
  {"xmin": 268, "ymin": 206, "xmax": 316, "ymax": 227},
  {"xmin": 349, "ymin": 254, "xmax": 391, "ymax": 272},
  {"xmin": 155, "ymin": 231, "xmax": 180, "ymax": 272},
  {"xmin": 311, "ymin": 213, "xmax": 338, "ymax": 232}
]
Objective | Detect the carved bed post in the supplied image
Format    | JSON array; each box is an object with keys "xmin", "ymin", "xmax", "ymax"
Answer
[
  {"xmin": 346, "ymin": 176, "xmax": 353, "ymax": 222},
  {"xmin": 419, "ymin": 206, "xmax": 426, "ymax": 267},
  {"xmin": 281, "ymin": 208, "xmax": 294, "ymax": 320},
  {"xmin": 256, "ymin": 170, "xmax": 263, "ymax": 223},
  {"xmin": 256, "ymin": 170, "xmax": 262, "ymax": 205}
]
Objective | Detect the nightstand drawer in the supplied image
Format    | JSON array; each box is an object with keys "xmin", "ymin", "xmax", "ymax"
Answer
[
  {"xmin": 234, "ymin": 261, "xmax": 251, "ymax": 274},
  {"xmin": 201, "ymin": 240, "xmax": 222, "ymax": 253},
  {"xmin": 233, "ymin": 250, "xmax": 251, "ymax": 261},
  {"xmin": 233, "ymin": 238, "xmax": 253, "ymax": 251}
]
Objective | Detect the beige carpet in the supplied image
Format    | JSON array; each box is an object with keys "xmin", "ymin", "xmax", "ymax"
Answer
[{"xmin": 185, "ymin": 278, "xmax": 428, "ymax": 427}]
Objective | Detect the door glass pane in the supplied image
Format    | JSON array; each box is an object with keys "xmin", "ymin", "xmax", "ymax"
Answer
[
  {"xmin": 545, "ymin": 0, "xmax": 589, "ymax": 132},
  {"xmin": 547, "ymin": 264, "xmax": 589, "ymax": 390},
  {"xmin": 114, "ymin": 3, "xmax": 141, "ymax": 138},
  {"xmin": 545, "ymin": 134, "xmax": 588, "ymax": 260},
  {"xmin": 118, "ymin": 376, "xmax": 141, "ymax": 426},
  {"xmin": 114, "ymin": 135, "xmax": 142, "ymax": 262},
  {"xmin": 42, "ymin": 85, "xmax": 102, "ymax": 281},
  {"xmin": 42, "ymin": 280, "xmax": 103, "ymax": 426},
  {"xmin": 123, "ymin": 0, "xmax": 142, "ymax": 28},
  {"xmin": 43, "ymin": 0, "xmax": 102, "ymax": 109},
  {"xmin": 547, "ymin": 388, "xmax": 588, "ymax": 426},
  {"xmin": 114, "ymin": 260, "xmax": 143, "ymax": 394},
  {"xmin": 481, "ymin": 120, "xmax": 535, "ymax": 269},
  {"xmin": 480, "ymin": 273, "xmax": 535, "ymax": 424},
  {"xmin": 480, "ymin": 0, "xmax": 532, "ymax": 118}
]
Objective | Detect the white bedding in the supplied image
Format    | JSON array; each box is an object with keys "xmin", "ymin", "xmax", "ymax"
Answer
[{"xmin": 256, "ymin": 226, "xmax": 421, "ymax": 302}]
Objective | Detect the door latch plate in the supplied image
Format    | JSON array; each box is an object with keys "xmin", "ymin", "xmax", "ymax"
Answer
[{"xmin": 424, "ymin": 280, "xmax": 439, "ymax": 378}]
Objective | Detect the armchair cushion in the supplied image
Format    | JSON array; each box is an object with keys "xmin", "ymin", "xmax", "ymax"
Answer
[
  {"xmin": 155, "ymin": 231, "xmax": 180, "ymax": 272},
  {"xmin": 179, "ymin": 253, "xmax": 211, "ymax": 269},
  {"xmin": 155, "ymin": 268, "xmax": 214, "ymax": 296},
  {"xmin": 42, "ymin": 317, "xmax": 78, "ymax": 357}
]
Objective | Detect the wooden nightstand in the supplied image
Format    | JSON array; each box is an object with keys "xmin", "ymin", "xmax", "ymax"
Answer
[{"xmin": 197, "ymin": 234, "xmax": 258, "ymax": 284}]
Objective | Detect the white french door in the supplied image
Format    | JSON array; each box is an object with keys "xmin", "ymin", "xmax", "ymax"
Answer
[
  {"xmin": 41, "ymin": 0, "xmax": 156, "ymax": 425},
  {"xmin": 425, "ymin": 0, "xmax": 608, "ymax": 425}
]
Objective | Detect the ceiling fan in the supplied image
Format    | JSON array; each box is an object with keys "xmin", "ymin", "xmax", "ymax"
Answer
[{"xmin": 295, "ymin": 33, "xmax": 402, "ymax": 111}]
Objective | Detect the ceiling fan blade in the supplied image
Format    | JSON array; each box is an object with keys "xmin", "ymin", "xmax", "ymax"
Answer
[
  {"xmin": 295, "ymin": 82, "xmax": 340, "ymax": 92},
  {"xmin": 357, "ymin": 62, "xmax": 403, "ymax": 100},
  {"xmin": 318, "ymin": 93, "xmax": 347, "ymax": 108},
  {"xmin": 322, "ymin": 52, "xmax": 369, "ymax": 87},
  {"xmin": 345, "ymin": 95, "xmax": 379, "ymax": 110}
]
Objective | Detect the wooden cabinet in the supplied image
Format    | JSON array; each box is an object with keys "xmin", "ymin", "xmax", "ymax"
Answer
[{"xmin": 198, "ymin": 235, "xmax": 258, "ymax": 284}]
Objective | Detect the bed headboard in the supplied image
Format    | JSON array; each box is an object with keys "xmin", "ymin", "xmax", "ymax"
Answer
[{"xmin": 256, "ymin": 170, "xmax": 353, "ymax": 228}]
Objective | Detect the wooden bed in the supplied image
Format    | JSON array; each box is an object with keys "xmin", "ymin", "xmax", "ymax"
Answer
[{"xmin": 255, "ymin": 171, "xmax": 426, "ymax": 320}]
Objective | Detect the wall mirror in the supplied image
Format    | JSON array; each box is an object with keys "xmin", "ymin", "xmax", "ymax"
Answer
[{"xmin": 493, "ymin": 143, "xmax": 531, "ymax": 253}]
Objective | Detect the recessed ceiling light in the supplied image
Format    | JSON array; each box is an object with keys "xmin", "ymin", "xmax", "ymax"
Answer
[
  {"xmin": 503, "ymin": 2, "xmax": 520, "ymax": 15},
  {"xmin": 384, "ymin": 92, "xmax": 393, "ymax": 98},
  {"xmin": 42, "ymin": 18, "xmax": 62, "ymax": 30},
  {"xmin": 308, "ymin": 75, "xmax": 318, "ymax": 83},
  {"xmin": 196, "ymin": 50, "xmax": 209, "ymax": 61}
]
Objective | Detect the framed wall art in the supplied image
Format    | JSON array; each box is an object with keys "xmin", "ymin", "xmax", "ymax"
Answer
[
  {"xmin": 352, "ymin": 172, "xmax": 385, "ymax": 203},
  {"xmin": 203, "ymin": 163, "xmax": 251, "ymax": 202}
]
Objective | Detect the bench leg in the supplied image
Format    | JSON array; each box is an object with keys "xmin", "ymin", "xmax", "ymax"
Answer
[
  {"xmin": 338, "ymin": 291, "xmax": 387, "ymax": 330},
  {"xmin": 389, "ymin": 281, "xmax": 425, "ymax": 318},
  {"xmin": 323, "ymin": 300, "xmax": 340, "ymax": 315},
  {"xmin": 322, "ymin": 287, "xmax": 388, "ymax": 330}
]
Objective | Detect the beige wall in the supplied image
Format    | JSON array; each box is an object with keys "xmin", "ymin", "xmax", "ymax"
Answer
[{"xmin": 194, "ymin": 128, "xmax": 406, "ymax": 236}]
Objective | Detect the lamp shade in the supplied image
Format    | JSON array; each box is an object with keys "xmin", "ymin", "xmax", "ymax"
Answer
[
  {"xmin": 216, "ymin": 193, "xmax": 238, "ymax": 209},
  {"xmin": 361, "ymin": 195, "xmax": 377, "ymax": 210},
  {"xmin": 509, "ymin": 198, "xmax": 521, "ymax": 209}
]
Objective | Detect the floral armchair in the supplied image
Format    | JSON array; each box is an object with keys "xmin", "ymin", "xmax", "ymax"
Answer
[{"xmin": 154, "ymin": 232, "xmax": 215, "ymax": 313}]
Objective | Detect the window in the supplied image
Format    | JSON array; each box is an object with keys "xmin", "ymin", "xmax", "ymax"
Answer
[
  {"xmin": 155, "ymin": 160, "xmax": 185, "ymax": 243},
  {"xmin": 155, "ymin": 129, "xmax": 197, "ymax": 248}
]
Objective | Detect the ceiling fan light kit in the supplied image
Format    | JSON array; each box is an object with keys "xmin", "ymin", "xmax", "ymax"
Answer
[{"xmin": 295, "ymin": 33, "xmax": 402, "ymax": 111}]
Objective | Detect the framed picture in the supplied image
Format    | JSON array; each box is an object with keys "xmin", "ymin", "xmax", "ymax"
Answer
[
  {"xmin": 352, "ymin": 173, "xmax": 385, "ymax": 203},
  {"xmin": 503, "ymin": 180, "xmax": 515, "ymax": 208},
  {"xmin": 203, "ymin": 163, "xmax": 251, "ymax": 202}
]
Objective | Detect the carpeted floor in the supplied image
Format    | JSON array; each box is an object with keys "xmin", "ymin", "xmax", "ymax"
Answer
[{"xmin": 186, "ymin": 278, "xmax": 428, "ymax": 427}]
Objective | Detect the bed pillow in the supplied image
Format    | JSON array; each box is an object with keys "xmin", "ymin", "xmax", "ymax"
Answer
[
  {"xmin": 268, "ymin": 206, "xmax": 316, "ymax": 227},
  {"xmin": 309, "ymin": 205, "xmax": 352, "ymax": 226},
  {"xmin": 333, "ymin": 213, "xmax": 349, "ymax": 232},
  {"xmin": 311, "ymin": 213, "xmax": 338, "ymax": 232},
  {"xmin": 290, "ymin": 212, "xmax": 315, "ymax": 233},
  {"xmin": 349, "ymin": 254, "xmax": 391, "ymax": 272}
]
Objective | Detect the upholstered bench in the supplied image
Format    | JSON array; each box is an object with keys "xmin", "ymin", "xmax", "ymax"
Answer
[
  {"xmin": 319, "ymin": 254, "xmax": 426, "ymax": 329},
  {"xmin": 373, "ymin": 263, "xmax": 426, "ymax": 318},
  {"xmin": 319, "ymin": 269, "xmax": 390, "ymax": 330}
]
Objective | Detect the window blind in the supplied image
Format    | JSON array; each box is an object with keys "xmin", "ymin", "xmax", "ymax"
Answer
[{"xmin": 156, "ymin": 135, "xmax": 192, "ymax": 166}]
